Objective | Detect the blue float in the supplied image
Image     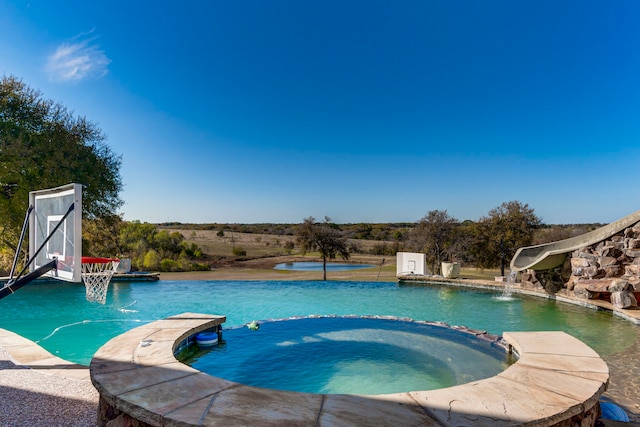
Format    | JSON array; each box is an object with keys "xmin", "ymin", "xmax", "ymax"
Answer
[
  {"xmin": 600, "ymin": 401, "xmax": 629, "ymax": 422},
  {"xmin": 195, "ymin": 331, "xmax": 218, "ymax": 347}
]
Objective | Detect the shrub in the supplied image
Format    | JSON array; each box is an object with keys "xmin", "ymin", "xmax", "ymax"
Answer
[
  {"xmin": 143, "ymin": 250, "xmax": 160, "ymax": 270},
  {"xmin": 191, "ymin": 262, "xmax": 210, "ymax": 271},
  {"xmin": 160, "ymin": 258, "xmax": 179, "ymax": 271},
  {"xmin": 284, "ymin": 240, "xmax": 295, "ymax": 254},
  {"xmin": 232, "ymin": 246, "xmax": 247, "ymax": 256}
]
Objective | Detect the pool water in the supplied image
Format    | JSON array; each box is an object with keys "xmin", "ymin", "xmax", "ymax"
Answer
[
  {"xmin": 178, "ymin": 316, "xmax": 510, "ymax": 394},
  {"xmin": 273, "ymin": 262, "xmax": 375, "ymax": 271},
  {"xmin": 0, "ymin": 279, "xmax": 636, "ymax": 370}
]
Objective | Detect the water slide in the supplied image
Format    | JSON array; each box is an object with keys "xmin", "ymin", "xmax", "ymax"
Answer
[{"xmin": 510, "ymin": 210, "xmax": 640, "ymax": 272}]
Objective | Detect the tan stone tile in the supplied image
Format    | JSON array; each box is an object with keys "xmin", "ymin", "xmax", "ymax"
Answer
[
  {"xmin": 162, "ymin": 395, "xmax": 213, "ymax": 427},
  {"xmin": 411, "ymin": 376, "xmax": 583, "ymax": 426},
  {"xmin": 499, "ymin": 364, "xmax": 607, "ymax": 408},
  {"xmin": 93, "ymin": 361, "xmax": 199, "ymax": 396},
  {"xmin": 503, "ymin": 331, "xmax": 600, "ymax": 358},
  {"xmin": 201, "ymin": 385, "xmax": 323, "ymax": 426},
  {"xmin": 115, "ymin": 372, "xmax": 236, "ymax": 424},
  {"xmin": 138, "ymin": 314, "xmax": 224, "ymax": 332},
  {"xmin": 319, "ymin": 392, "xmax": 440, "ymax": 426},
  {"xmin": 90, "ymin": 356, "xmax": 138, "ymax": 377},
  {"xmin": 515, "ymin": 353, "xmax": 609, "ymax": 382},
  {"xmin": 133, "ymin": 339, "xmax": 177, "ymax": 365},
  {"xmin": 0, "ymin": 330, "xmax": 34, "ymax": 347},
  {"xmin": 91, "ymin": 328, "xmax": 158, "ymax": 374},
  {"xmin": 2, "ymin": 344, "xmax": 56, "ymax": 364}
]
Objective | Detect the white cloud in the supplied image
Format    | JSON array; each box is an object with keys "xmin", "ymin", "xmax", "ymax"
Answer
[{"xmin": 46, "ymin": 33, "xmax": 110, "ymax": 83}]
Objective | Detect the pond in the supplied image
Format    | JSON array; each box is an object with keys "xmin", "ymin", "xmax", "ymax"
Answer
[{"xmin": 274, "ymin": 262, "xmax": 376, "ymax": 271}]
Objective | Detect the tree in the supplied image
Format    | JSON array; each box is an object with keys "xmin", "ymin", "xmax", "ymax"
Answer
[
  {"xmin": 474, "ymin": 201, "xmax": 541, "ymax": 276},
  {"xmin": 82, "ymin": 214, "xmax": 125, "ymax": 258},
  {"xmin": 0, "ymin": 76, "xmax": 123, "ymax": 265},
  {"xmin": 296, "ymin": 216, "xmax": 350, "ymax": 280},
  {"xmin": 408, "ymin": 210, "xmax": 459, "ymax": 274}
]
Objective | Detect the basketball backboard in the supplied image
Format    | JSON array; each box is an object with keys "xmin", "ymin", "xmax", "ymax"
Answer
[
  {"xmin": 396, "ymin": 252, "xmax": 428, "ymax": 276},
  {"xmin": 29, "ymin": 183, "xmax": 82, "ymax": 282}
]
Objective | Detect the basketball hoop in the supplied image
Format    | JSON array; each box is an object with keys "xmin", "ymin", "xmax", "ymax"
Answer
[{"xmin": 81, "ymin": 257, "xmax": 120, "ymax": 304}]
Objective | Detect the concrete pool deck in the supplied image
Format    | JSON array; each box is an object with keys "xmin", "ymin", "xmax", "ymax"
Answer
[
  {"xmin": 0, "ymin": 328, "xmax": 98, "ymax": 426},
  {"xmin": 86, "ymin": 312, "xmax": 610, "ymax": 426}
]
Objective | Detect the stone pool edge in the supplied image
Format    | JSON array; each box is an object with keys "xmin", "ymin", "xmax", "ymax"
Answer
[{"xmin": 89, "ymin": 312, "xmax": 609, "ymax": 427}]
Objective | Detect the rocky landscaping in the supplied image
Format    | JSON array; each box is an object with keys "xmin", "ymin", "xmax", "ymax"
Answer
[{"xmin": 521, "ymin": 222, "xmax": 640, "ymax": 309}]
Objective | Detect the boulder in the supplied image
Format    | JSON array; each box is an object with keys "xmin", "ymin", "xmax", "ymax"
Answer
[
  {"xmin": 573, "ymin": 285, "xmax": 594, "ymax": 299},
  {"xmin": 625, "ymin": 264, "xmax": 640, "ymax": 277},
  {"xmin": 576, "ymin": 251, "xmax": 596, "ymax": 260},
  {"xmin": 576, "ymin": 279, "xmax": 612, "ymax": 293},
  {"xmin": 628, "ymin": 277, "xmax": 640, "ymax": 290},
  {"xmin": 625, "ymin": 249, "xmax": 640, "ymax": 258},
  {"xmin": 520, "ymin": 270, "xmax": 542, "ymax": 289},
  {"xmin": 583, "ymin": 266, "xmax": 599, "ymax": 278},
  {"xmin": 571, "ymin": 257, "xmax": 591, "ymax": 268},
  {"xmin": 604, "ymin": 265, "xmax": 623, "ymax": 278},
  {"xmin": 598, "ymin": 256, "xmax": 618, "ymax": 267},
  {"xmin": 572, "ymin": 267, "xmax": 585, "ymax": 276},
  {"xmin": 616, "ymin": 254, "xmax": 631, "ymax": 264},
  {"xmin": 602, "ymin": 247, "xmax": 623, "ymax": 258},
  {"xmin": 609, "ymin": 278, "xmax": 630, "ymax": 292},
  {"xmin": 626, "ymin": 238, "xmax": 640, "ymax": 249},
  {"xmin": 610, "ymin": 291, "xmax": 638, "ymax": 309}
]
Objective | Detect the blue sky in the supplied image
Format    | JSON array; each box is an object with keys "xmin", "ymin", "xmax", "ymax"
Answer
[{"xmin": 1, "ymin": 1, "xmax": 639, "ymax": 225}]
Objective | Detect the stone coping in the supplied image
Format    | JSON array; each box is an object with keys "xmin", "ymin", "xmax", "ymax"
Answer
[
  {"xmin": 0, "ymin": 327, "xmax": 90, "ymax": 380},
  {"xmin": 90, "ymin": 312, "xmax": 609, "ymax": 426}
]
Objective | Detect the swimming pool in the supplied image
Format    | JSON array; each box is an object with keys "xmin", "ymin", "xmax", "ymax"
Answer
[{"xmin": 0, "ymin": 279, "xmax": 636, "ymax": 370}]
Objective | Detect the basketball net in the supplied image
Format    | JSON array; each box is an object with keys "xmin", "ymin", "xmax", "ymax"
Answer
[{"xmin": 81, "ymin": 257, "xmax": 120, "ymax": 304}]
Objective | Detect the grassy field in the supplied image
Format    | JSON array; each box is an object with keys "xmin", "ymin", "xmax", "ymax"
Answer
[{"xmin": 160, "ymin": 228, "xmax": 502, "ymax": 282}]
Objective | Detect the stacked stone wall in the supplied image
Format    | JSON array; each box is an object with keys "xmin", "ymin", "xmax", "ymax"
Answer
[{"xmin": 521, "ymin": 221, "xmax": 640, "ymax": 308}]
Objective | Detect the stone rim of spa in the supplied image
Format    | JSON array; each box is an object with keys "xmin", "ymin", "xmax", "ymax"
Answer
[{"xmin": 90, "ymin": 312, "xmax": 609, "ymax": 426}]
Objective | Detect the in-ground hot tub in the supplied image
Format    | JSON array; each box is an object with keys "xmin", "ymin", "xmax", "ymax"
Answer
[
  {"xmin": 90, "ymin": 312, "xmax": 609, "ymax": 426},
  {"xmin": 177, "ymin": 315, "xmax": 511, "ymax": 395}
]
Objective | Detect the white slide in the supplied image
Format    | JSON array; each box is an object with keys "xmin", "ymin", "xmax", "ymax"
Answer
[{"xmin": 510, "ymin": 210, "xmax": 640, "ymax": 272}]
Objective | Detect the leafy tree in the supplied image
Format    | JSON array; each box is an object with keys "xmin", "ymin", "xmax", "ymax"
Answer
[
  {"xmin": 116, "ymin": 221, "xmax": 205, "ymax": 272},
  {"xmin": 82, "ymin": 214, "xmax": 125, "ymax": 258},
  {"xmin": 143, "ymin": 249, "xmax": 160, "ymax": 270},
  {"xmin": 154, "ymin": 230, "xmax": 185, "ymax": 259},
  {"xmin": 296, "ymin": 216, "xmax": 350, "ymax": 280},
  {"xmin": 409, "ymin": 210, "xmax": 459, "ymax": 274},
  {"xmin": 0, "ymin": 75, "xmax": 123, "ymax": 264},
  {"xmin": 474, "ymin": 201, "xmax": 541, "ymax": 276}
]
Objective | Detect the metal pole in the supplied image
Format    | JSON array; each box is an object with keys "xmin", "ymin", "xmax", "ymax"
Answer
[
  {"xmin": 11, "ymin": 203, "xmax": 75, "ymax": 283},
  {"xmin": 9, "ymin": 205, "xmax": 34, "ymax": 280}
]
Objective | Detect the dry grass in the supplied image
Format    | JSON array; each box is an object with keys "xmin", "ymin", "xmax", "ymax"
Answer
[{"xmin": 161, "ymin": 228, "xmax": 501, "ymax": 282}]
